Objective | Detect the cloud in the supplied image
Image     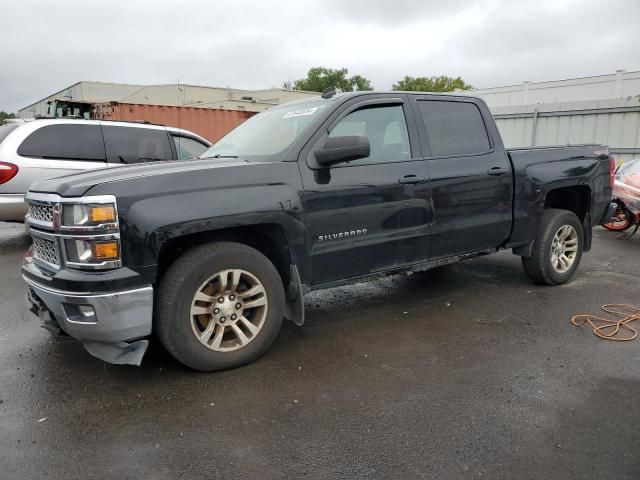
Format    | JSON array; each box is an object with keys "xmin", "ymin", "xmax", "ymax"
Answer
[
  {"xmin": 1, "ymin": 0, "xmax": 639, "ymax": 112},
  {"xmin": 322, "ymin": 0, "xmax": 471, "ymax": 25}
]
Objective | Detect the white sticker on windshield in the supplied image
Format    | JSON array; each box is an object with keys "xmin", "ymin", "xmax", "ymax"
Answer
[{"xmin": 282, "ymin": 107, "xmax": 319, "ymax": 119}]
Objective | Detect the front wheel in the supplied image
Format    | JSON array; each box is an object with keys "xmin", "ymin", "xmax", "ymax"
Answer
[
  {"xmin": 156, "ymin": 241, "xmax": 285, "ymax": 371},
  {"xmin": 521, "ymin": 209, "xmax": 584, "ymax": 285}
]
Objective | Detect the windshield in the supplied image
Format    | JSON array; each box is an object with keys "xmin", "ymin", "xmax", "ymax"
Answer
[{"xmin": 201, "ymin": 101, "xmax": 327, "ymax": 159}]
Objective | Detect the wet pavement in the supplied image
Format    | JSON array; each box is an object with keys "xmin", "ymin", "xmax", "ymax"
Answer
[{"xmin": 1, "ymin": 222, "xmax": 639, "ymax": 479}]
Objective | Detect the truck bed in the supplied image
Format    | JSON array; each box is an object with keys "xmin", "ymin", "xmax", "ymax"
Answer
[
  {"xmin": 506, "ymin": 143, "xmax": 612, "ymax": 250},
  {"xmin": 507, "ymin": 143, "xmax": 607, "ymax": 161}
]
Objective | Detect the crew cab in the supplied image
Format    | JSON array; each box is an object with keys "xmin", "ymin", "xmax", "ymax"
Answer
[{"xmin": 22, "ymin": 91, "xmax": 614, "ymax": 370}]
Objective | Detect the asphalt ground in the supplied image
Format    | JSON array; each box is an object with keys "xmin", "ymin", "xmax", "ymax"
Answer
[{"xmin": 1, "ymin": 222, "xmax": 639, "ymax": 479}]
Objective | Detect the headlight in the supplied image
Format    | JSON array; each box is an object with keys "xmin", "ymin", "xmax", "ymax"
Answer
[
  {"xmin": 62, "ymin": 204, "xmax": 116, "ymax": 227},
  {"xmin": 64, "ymin": 239, "xmax": 120, "ymax": 264}
]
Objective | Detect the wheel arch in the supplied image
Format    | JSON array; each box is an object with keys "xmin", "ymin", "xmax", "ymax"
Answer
[
  {"xmin": 513, "ymin": 185, "xmax": 593, "ymax": 257},
  {"xmin": 156, "ymin": 223, "xmax": 305, "ymax": 325},
  {"xmin": 543, "ymin": 185, "xmax": 591, "ymax": 221},
  {"xmin": 544, "ymin": 185, "xmax": 593, "ymax": 252}
]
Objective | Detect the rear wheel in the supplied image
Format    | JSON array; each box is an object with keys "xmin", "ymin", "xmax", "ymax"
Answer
[
  {"xmin": 521, "ymin": 209, "xmax": 584, "ymax": 285},
  {"xmin": 157, "ymin": 241, "xmax": 285, "ymax": 371}
]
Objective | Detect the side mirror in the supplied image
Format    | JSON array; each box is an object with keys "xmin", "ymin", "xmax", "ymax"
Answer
[{"xmin": 315, "ymin": 135, "xmax": 370, "ymax": 167}]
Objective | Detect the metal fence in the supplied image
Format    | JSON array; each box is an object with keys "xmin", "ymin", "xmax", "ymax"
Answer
[{"xmin": 491, "ymin": 97, "xmax": 640, "ymax": 163}]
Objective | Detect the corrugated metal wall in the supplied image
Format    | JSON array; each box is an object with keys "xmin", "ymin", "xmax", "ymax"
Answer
[
  {"xmin": 492, "ymin": 97, "xmax": 640, "ymax": 163},
  {"xmin": 98, "ymin": 103, "xmax": 254, "ymax": 143}
]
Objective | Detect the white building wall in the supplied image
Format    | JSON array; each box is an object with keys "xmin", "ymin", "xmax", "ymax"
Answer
[
  {"xmin": 465, "ymin": 70, "xmax": 640, "ymax": 107},
  {"xmin": 19, "ymin": 82, "xmax": 144, "ymax": 118},
  {"xmin": 19, "ymin": 82, "xmax": 318, "ymax": 117}
]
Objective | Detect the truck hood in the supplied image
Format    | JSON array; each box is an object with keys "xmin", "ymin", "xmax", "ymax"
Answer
[{"xmin": 28, "ymin": 158, "xmax": 251, "ymax": 197}]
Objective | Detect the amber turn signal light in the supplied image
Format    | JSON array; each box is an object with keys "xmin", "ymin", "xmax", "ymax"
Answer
[
  {"xmin": 91, "ymin": 241, "xmax": 119, "ymax": 260},
  {"xmin": 89, "ymin": 205, "xmax": 116, "ymax": 223}
]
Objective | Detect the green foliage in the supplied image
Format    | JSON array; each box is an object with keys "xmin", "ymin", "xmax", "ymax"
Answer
[
  {"xmin": 392, "ymin": 75, "xmax": 472, "ymax": 92},
  {"xmin": 290, "ymin": 67, "xmax": 373, "ymax": 93},
  {"xmin": 0, "ymin": 111, "xmax": 16, "ymax": 123}
]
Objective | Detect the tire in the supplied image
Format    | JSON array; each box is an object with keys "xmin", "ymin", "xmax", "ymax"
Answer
[
  {"xmin": 157, "ymin": 241, "xmax": 285, "ymax": 371},
  {"xmin": 521, "ymin": 209, "xmax": 584, "ymax": 285},
  {"xmin": 602, "ymin": 202, "xmax": 633, "ymax": 231}
]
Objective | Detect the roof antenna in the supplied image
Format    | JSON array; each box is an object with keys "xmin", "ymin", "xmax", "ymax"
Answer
[
  {"xmin": 177, "ymin": 79, "xmax": 182, "ymax": 133},
  {"xmin": 321, "ymin": 87, "xmax": 337, "ymax": 99}
]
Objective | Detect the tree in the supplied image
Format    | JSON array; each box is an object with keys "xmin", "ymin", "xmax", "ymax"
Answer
[
  {"xmin": 288, "ymin": 67, "xmax": 373, "ymax": 93},
  {"xmin": 392, "ymin": 75, "xmax": 472, "ymax": 92},
  {"xmin": 0, "ymin": 111, "xmax": 16, "ymax": 123}
]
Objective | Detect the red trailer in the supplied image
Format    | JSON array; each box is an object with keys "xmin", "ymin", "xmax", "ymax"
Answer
[{"xmin": 93, "ymin": 102, "xmax": 255, "ymax": 143}]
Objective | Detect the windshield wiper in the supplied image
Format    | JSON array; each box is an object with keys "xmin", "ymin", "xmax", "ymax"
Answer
[{"xmin": 200, "ymin": 154, "xmax": 239, "ymax": 159}]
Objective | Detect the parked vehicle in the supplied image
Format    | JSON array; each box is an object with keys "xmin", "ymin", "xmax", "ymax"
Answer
[
  {"xmin": 0, "ymin": 119, "xmax": 210, "ymax": 221},
  {"xmin": 22, "ymin": 91, "xmax": 614, "ymax": 370},
  {"xmin": 602, "ymin": 160, "xmax": 640, "ymax": 235},
  {"xmin": 45, "ymin": 98, "xmax": 255, "ymax": 145}
]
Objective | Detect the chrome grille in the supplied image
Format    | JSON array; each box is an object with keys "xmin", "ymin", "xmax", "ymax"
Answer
[
  {"xmin": 32, "ymin": 235, "xmax": 59, "ymax": 267},
  {"xmin": 29, "ymin": 203, "xmax": 54, "ymax": 223}
]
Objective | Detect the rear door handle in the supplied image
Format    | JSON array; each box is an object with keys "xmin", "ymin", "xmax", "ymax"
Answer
[
  {"xmin": 487, "ymin": 167, "xmax": 509, "ymax": 176},
  {"xmin": 398, "ymin": 175, "xmax": 427, "ymax": 184}
]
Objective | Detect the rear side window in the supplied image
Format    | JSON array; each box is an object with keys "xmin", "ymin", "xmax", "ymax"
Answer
[
  {"xmin": 172, "ymin": 136, "xmax": 208, "ymax": 160},
  {"xmin": 17, "ymin": 124, "xmax": 105, "ymax": 161},
  {"xmin": 103, "ymin": 126, "xmax": 173, "ymax": 164},
  {"xmin": 418, "ymin": 101, "xmax": 491, "ymax": 157},
  {"xmin": 0, "ymin": 124, "xmax": 19, "ymax": 143}
]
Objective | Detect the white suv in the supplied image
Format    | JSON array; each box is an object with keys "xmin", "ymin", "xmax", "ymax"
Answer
[{"xmin": 0, "ymin": 119, "xmax": 211, "ymax": 221}]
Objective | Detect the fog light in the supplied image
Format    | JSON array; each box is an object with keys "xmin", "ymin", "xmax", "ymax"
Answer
[
  {"xmin": 77, "ymin": 305, "xmax": 96, "ymax": 318},
  {"xmin": 63, "ymin": 303, "xmax": 97, "ymax": 323}
]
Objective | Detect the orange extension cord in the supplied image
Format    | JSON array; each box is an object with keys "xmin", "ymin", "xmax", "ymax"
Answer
[{"xmin": 571, "ymin": 304, "xmax": 640, "ymax": 341}]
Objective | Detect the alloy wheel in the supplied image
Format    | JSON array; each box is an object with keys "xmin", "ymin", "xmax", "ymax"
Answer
[
  {"xmin": 190, "ymin": 269, "xmax": 268, "ymax": 352},
  {"xmin": 550, "ymin": 225, "xmax": 578, "ymax": 273}
]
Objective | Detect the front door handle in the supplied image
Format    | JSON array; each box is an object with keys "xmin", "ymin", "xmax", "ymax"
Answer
[
  {"xmin": 398, "ymin": 175, "xmax": 427, "ymax": 184},
  {"xmin": 487, "ymin": 167, "xmax": 509, "ymax": 176}
]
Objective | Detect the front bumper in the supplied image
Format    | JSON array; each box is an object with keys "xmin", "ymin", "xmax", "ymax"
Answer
[{"xmin": 24, "ymin": 275, "xmax": 153, "ymax": 343}]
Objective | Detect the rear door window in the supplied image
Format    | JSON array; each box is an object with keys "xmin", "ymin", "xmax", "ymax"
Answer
[
  {"xmin": 103, "ymin": 126, "xmax": 173, "ymax": 164},
  {"xmin": 417, "ymin": 100, "xmax": 491, "ymax": 157},
  {"xmin": 17, "ymin": 124, "xmax": 106, "ymax": 161},
  {"xmin": 172, "ymin": 136, "xmax": 209, "ymax": 160}
]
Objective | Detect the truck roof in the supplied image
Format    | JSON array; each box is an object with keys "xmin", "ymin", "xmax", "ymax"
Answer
[{"xmin": 280, "ymin": 90, "xmax": 482, "ymax": 106}]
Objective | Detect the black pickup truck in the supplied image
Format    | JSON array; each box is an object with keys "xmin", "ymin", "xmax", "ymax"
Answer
[{"xmin": 22, "ymin": 91, "xmax": 614, "ymax": 370}]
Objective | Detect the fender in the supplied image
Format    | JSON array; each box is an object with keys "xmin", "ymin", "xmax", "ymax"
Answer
[{"xmin": 85, "ymin": 160, "xmax": 312, "ymax": 287}]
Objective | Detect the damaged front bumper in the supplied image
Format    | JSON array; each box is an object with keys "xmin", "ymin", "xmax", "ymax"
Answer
[{"xmin": 24, "ymin": 276, "xmax": 153, "ymax": 365}]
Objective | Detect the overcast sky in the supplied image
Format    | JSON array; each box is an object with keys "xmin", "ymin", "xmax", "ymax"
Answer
[{"xmin": 1, "ymin": 0, "xmax": 639, "ymax": 112}]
